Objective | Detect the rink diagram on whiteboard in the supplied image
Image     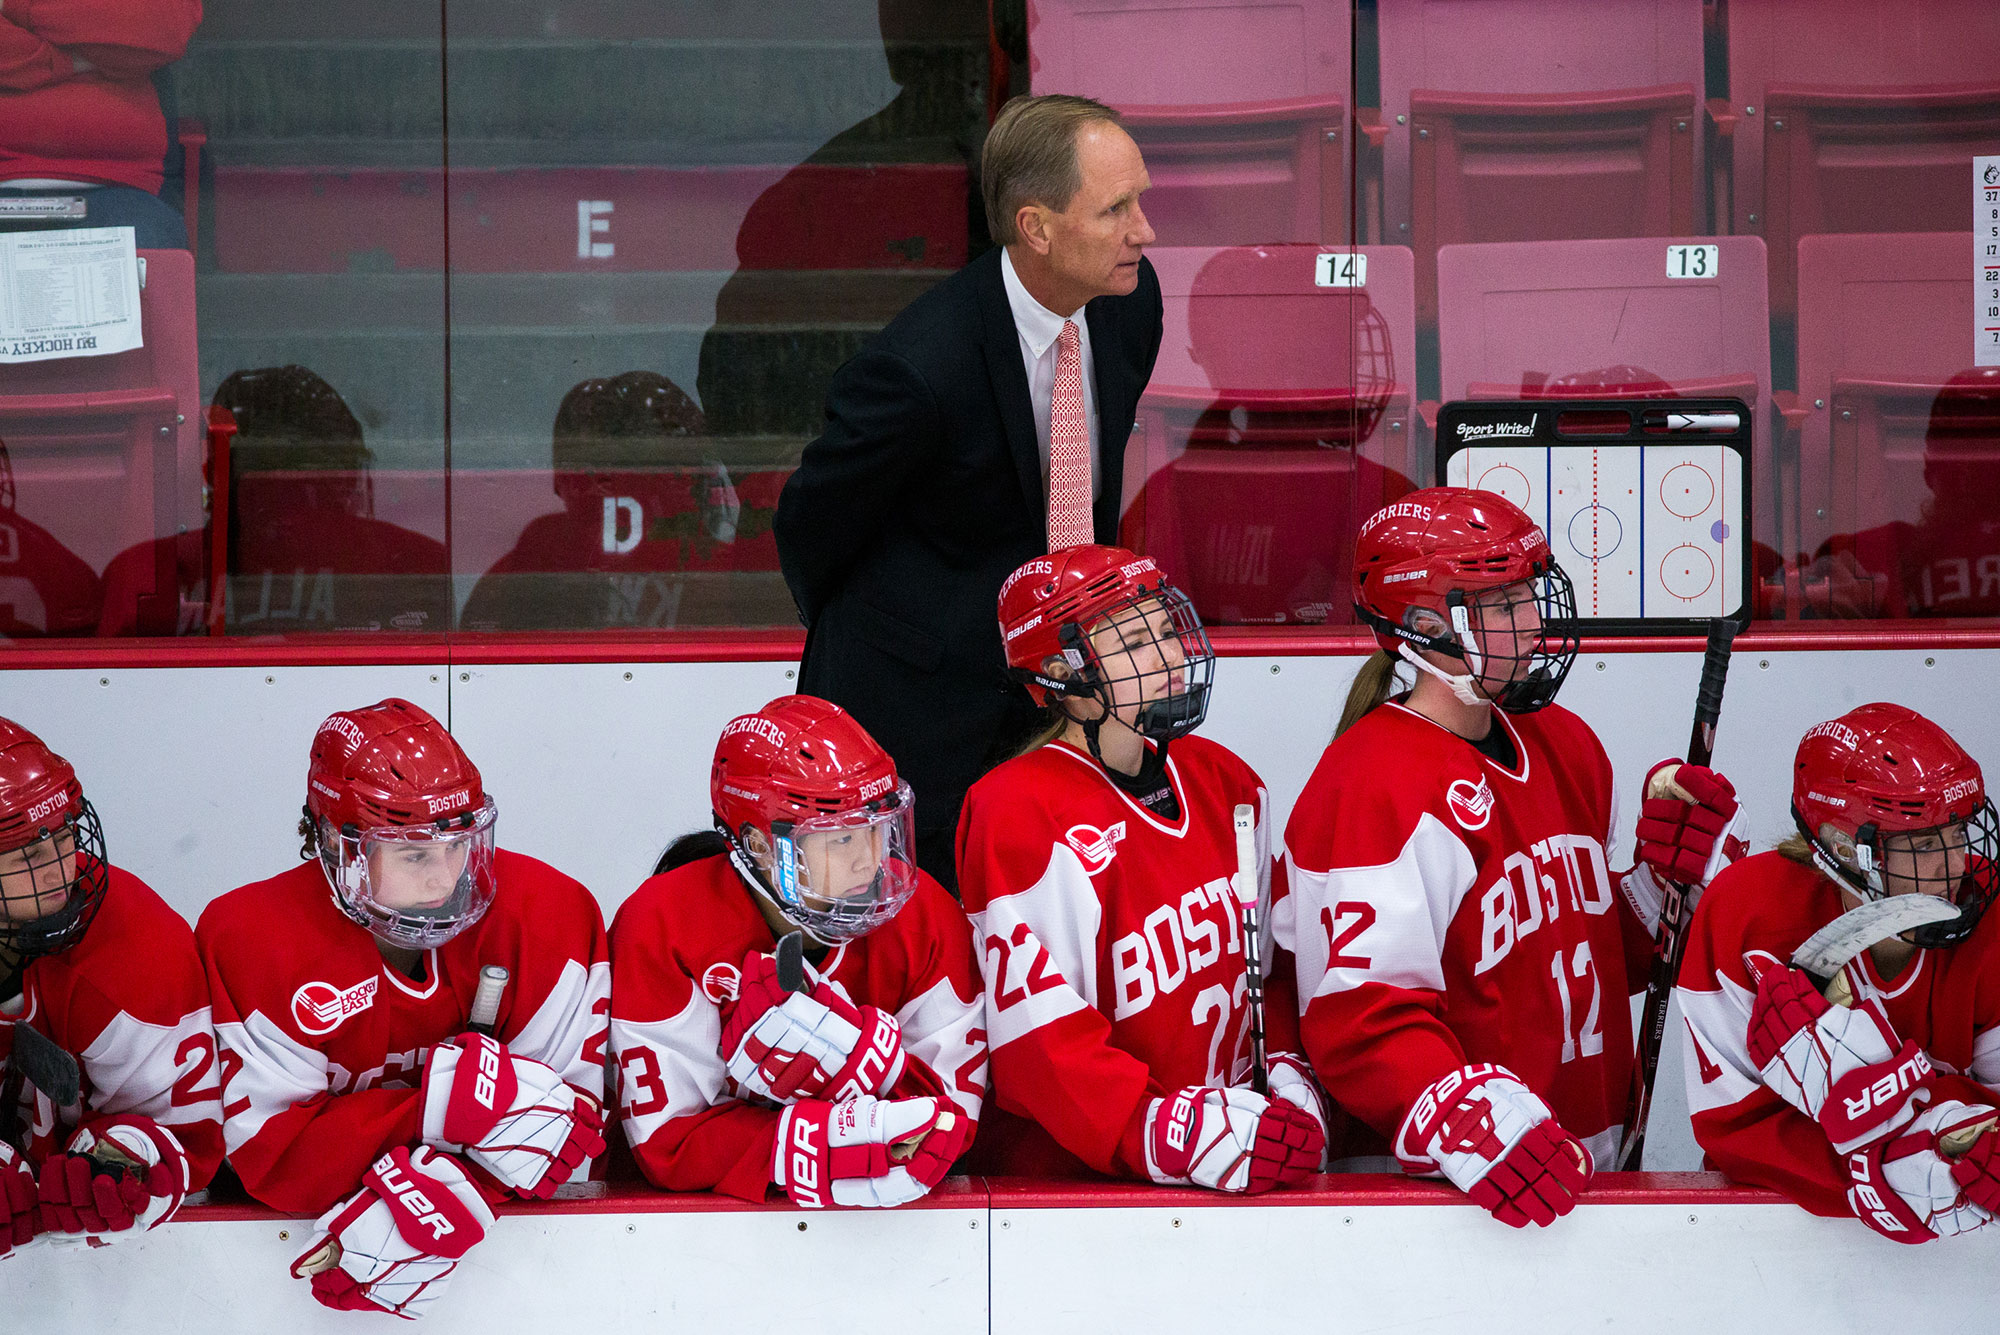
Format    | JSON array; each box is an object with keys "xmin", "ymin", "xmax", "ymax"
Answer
[{"xmin": 1444, "ymin": 444, "xmax": 1744, "ymax": 618}]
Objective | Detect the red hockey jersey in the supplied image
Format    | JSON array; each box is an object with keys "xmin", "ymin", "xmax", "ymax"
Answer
[
  {"xmin": 956, "ymin": 736, "xmax": 1308, "ymax": 1179},
  {"xmin": 1, "ymin": 866, "xmax": 222, "ymax": 1187},
  {"xmin": 197, "ymin": 852, "xmax": 610, "ymax": 1215},
  {"xmin": 1283, "ymin": 701, "xmax": 1654, "ymax": 1164},
  {"xmin": 609, "ymin": 853, "xmax": 986, "ymax": 1202},
  {"xmin": 1678, "ymin": 851, "xmax": 2000, "ymax": 1216}
]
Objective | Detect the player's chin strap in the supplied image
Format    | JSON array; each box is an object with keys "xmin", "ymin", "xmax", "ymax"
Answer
[
  {"xmin": 716, "ymin": 823, "xmax": 846, "ymax": 952},
  {"xmin": 1396, "ymin": 642, "xmax": 1486, "ymax": 707}
]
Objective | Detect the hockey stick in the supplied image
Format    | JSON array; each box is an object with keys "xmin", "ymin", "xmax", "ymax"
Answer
[
  {"xmin": 1, "ymin": 1018, "xmax": 81, "ymax": 1152},
  {"xmin": 467, "ymin": 965, "xmax": 509, "ymax": 1037},
  {"xmin": 1232, "ymin": 803, "xmax": 1269, "ymax": 1096},
  {"xmin": 774, "ymin": 930, "xmax": 807, "ymax": 994},
  {"xmin": 1616, "ymin": 618, "xmax": 1737, "ymax": 1171}
]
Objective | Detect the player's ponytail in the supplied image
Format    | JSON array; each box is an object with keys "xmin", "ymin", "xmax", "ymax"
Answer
[
  {"xmin": 1334, "ymin": 650, "xmax": 1402, "ymax": 739},
  {"xmin": 655, "ymin": 830, "xmax": 731, "ymax": 876},
  {"xmin": 1012, "ymin": 705, "xmax": 1070, "ymax": 758}
]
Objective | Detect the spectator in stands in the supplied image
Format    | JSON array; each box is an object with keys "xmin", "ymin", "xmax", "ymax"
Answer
[
  {"xmin": 774, "ymin": 94, "xmax": 1163, "ymax": 891},
  {"xmin": 1803, "ymin": 367, "xmax": 2000, "ymax": 618},
  {"xmin": 0, "ymin": 0, "xmax": 201, "ymax": 249},
  {"xmin": 457, "ymin": 370, "xmax": 783, "ymax": 632},
  {"xmin": 0, "ymin": 435, "xmax": 101, "ymax": 636}
]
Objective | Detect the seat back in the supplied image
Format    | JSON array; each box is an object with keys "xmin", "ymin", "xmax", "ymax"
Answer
[
  {"xmin": 1436, "ymin": 234, "xmax": 1776, "ymax": 566},
  {"xmin": 1722, "ymin": 0, "xmax": 2000, "ymax": 299},
  {"xmin": 1794, "ymin": 231, "xmax": 1974, "ymax": 560},
  {"xmin": 1377, "ymin": 0, "xmax": 1705, "ymax": 322},
  {"xmin": 1120, "ymin": 244, "xmax": 1417, "ymax": 625},
  {"xmin": 1027, "ymin": 0, "xmax": 1352, "ymax": 245},
  {"xmin": 0, "ymin": 248, "xmax": 201, "ymax": 635}
]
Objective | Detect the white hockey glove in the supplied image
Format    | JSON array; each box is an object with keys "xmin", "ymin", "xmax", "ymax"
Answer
[
  {"xmin": 720, "ymin": 951, "xmax": 905, "ymax": 1104},
  {"xmin": 1846, "ymin": 1101, "xmax": 2000, "ymax": 1244},
  {"xmin": 1141, "ymin": 1084, "xmax": 1324, "ymax": 1195},
  {"xmin": 1397, "ymin": 1065, "xmax": 1593, "ymax": 1228},
  {"xmin": 37, "ymin": 1116, "xmax": 189, "ymax": 1244},
  {"xmin": 1747, "ymin": 963, "xmax": 1934, "ymax": 1154},
  {"xmin": 422, "ymin": 1031, "xmax": 605, "ymax": 1198},
  {"xmin": 1267, "ymin": 1055, "xmax": 1332, "ymax": 1171},
  {"xmin": 772, "ymin": 1094, "xmax": 970, "ymax": 1209},
  {"xmin": 291, "ymin": 1146, "xmax": 494, "ymax": 1318}
]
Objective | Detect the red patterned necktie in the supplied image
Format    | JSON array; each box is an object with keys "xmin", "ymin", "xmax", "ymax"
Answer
[{"xmin": 1046, "ymin": 319, "xmax": 1094, "ymax": 550}]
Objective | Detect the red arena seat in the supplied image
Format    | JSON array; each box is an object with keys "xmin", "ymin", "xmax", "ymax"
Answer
[
  {"xmin": 0, "ymin": 249, "xmax": 202, "ymax": 636},
  {"xmin": 1118, "ymin": 244, "xmax": 1417, "ymax": 626},
  {"xmin": 1714, "ymin": 0, "xmax": 2000, "ymax": 323},
  {"xmin": 1375, "ymin": 0, "xmax": 1707, "ymax": 328},
  {"xmin": 1434, "ymin": 235, "xmax": 1779, "ymax": 602},
  {"xmin": 1026, "ymin": 0, "xmax": 1353, "ymax": 247},
  {"xmin": 1792, "ymin": 231, "xmax": 1982, "ymax": 615}
]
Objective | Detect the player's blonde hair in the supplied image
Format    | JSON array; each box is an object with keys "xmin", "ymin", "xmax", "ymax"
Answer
[
  {"xmin": 1335, "ymin": 650, "xmax": 1403, "ymax": 738},
  {"xmin": 1773, "ymin": 832, "xmax": 1817, "ymax": 867}
]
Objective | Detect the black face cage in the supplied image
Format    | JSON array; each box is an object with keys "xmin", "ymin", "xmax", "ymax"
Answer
[
  {"xmin": 1444, "ymin": 566, "xmax": 1579, "ymax": 713},
  {"xmin": 0, "ymin": 801, "xmax": 109, "ymax": 969},
  {"xmin": 1057, "ymin": 584, "xmax": 1217, "ymax": 743},
  {"xmin": 1801, "ymin": 798, "xmax": 2000, "ymax": 949}
]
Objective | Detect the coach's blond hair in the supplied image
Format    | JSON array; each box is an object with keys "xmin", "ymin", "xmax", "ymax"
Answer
[{"xmin": 981, "ymin": 94, "xmax": 1124, "ymax": 246}]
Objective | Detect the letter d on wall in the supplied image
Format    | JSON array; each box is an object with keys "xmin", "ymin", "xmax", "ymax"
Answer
[{"xmin": 603, "ymin": 497, "xmax": 642, "ymax": 554}]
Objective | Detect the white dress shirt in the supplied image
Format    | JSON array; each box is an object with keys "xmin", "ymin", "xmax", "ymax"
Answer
[{"xmin": 1001, "ymin": 247, "xmax": 1100, "ymax": 500}]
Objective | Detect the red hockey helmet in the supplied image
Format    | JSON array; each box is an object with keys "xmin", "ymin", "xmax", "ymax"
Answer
[
  {"xmin": 304, "ymin": 699, "xmax": 497, "ymax": 950},
  {"xmin": 710, "ymin": 695, "xmax": 916, "ymax": 942},
  {"xmin": 1352, "ymin": 487, "xmax": 1578, "ymax": 712},
  {"xmin": 1792, "ymin": 703, "xmax": 1999, "ymax": 947},
  {"xmin": 0, "ymin": 717, "xmax": 108, "ymax": 967},
  {"xmin": 999, "ymin": 544, "xmax": 1215, "ymax": 741}
]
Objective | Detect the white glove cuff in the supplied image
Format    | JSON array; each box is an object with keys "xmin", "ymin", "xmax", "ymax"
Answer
[{"xmin": 420, "ymin": 1041, "xmax": 467, "ymax": 1149}]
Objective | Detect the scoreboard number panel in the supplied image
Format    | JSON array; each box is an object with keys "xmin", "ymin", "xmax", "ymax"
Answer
[
  {"xmin": 1977, "ymin": 155, "xmax": 2000, "ymax": 367},
  {"xmin": 1436, "ymin": 399, "xmax": 1752, "ymax": 633}
]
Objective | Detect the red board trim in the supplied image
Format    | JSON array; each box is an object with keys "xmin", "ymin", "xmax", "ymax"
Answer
[
  {"xmin": 5, "ymin": 622, "xmax": 2000, "ymax": 671},
  {"xmin": 175, "ymin": 1172, "xmax": 1785, "ymax": 1222}
]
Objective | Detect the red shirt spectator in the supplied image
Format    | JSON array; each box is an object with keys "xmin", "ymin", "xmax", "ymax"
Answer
[{"xmin": 0, "ymin": 0, "xmax": 202, "ymax": 194}]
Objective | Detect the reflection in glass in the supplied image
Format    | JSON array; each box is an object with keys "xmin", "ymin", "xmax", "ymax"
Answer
[
  {"xmin": 219, "ymin": 366, "xmax": 450, "ymax": 633},
  {"xmin": 1811, "ymin": 368, "xmax": 2000, "ymax": 619},
  {"xmin": 1120, "ymin": 245, "xmax": 1411, "ymax": 626},
  {"xmin": 0, "ymin": 436, "xmax": 101, "ymax": 636}
]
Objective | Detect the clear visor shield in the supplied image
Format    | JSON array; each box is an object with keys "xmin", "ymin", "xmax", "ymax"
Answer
[
  {"xmin": 1076, "ymin": 587, "xmax": 1217, "ymax": 741},
  {"xmin": 759, "ymin": 781, "xmax": 919, "ymax": 942},
  {"xmin": 1447, "ymin": 568, "xmax": 1579, "ymax": 714},
  {"xmin": 1833, "ymin": 801, "xmax": 2000, "ymax": 949},
  {"xmin": 324, "ymin": 797, "xmax": 500, "ymax": 950},
  {"xmin": 0, "ymin": 802, "xmax": 108, "ymax": 968}
]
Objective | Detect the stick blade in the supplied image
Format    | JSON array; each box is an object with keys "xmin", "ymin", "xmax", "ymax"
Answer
[
  {"xmin": 10, "ymin": 1020, "xmax": 81, "ymax": 1107},
  {"xmin": 1790, "ymin": 896, "xmax": 1960, "ymax": 979}
]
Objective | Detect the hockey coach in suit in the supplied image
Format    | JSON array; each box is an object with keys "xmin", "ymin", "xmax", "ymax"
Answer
[{"xmin": 775, "ymin": 94, "xmax": 1163, "ymax": 892}]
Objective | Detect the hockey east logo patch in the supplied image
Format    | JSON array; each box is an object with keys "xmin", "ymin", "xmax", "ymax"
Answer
[
  {"xmin": 700, "ymin": 962, "xmax": 742, "ymax": 1004},
  {"xmin": 1446, "ymin": 776, "xmax": 1496, "ymax": 831},
  {"xmin": 1065, "ymin": 821, "xmax": 1128, "ymax": 875},
  {"xmin": 292, "ymin": 976, "xmax": 380, "ymax": 1035}
]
